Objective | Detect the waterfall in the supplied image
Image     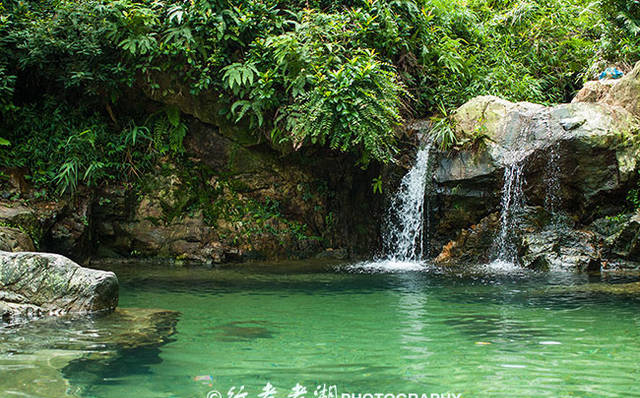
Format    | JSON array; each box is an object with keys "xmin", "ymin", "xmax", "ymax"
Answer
[
  {"xmin": 544, "ymin": 143, "xmax": 561, "ymax": 215},
  {"xmin": 492, "ymin": 159, "xmax": 525, "ymax": 265},
  {"xmin": 542, "ymin": 111, "xmax": 561, "ymax": 217},
  {"xmin": 346, "ymin": 142, "xmax": 433, "ymax": 273},
  {"xmin": 490, "ymin": 112, "xmax": 532, "ymax": 266},
  {"xmin": 383, "ymin": 142, "xmax": 434, "ymax": 262}
]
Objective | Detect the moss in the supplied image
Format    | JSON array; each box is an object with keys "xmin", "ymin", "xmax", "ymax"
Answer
[
  {"xmin": 225, "ymin": 142, "xmax": 271, "ymax": 175},
  {"xmin": 0, "ymin": 218, "xmax": 42, "ymax": 248},
  {"xmin": 135, "ymin": 158, "xmax": 322, "ymax": 251}
]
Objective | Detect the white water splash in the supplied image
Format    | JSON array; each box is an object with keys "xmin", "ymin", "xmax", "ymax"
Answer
[
  {"xmin": 383, "ymin": 143, "xmax": 433, "ymax": 262},
  {"xmin": 483, "ymin": 259, "xmax": 524, "ymax": 274},
  {"xmin": 349, "ymin": 143, "xmax": 433, "ymax": 273},
  {"xmin": 344, "ymin": 259, "xmax": 426, "ymax": 274}
]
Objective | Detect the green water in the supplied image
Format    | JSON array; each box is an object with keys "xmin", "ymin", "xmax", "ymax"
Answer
[{"xmin": 2, "ymin": 261, "xmax": 640, "ymax": 398}]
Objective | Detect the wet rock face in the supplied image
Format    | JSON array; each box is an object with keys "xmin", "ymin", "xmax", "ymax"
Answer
[
  {"xmin": 519, "ymin": 228, "xmax": 602, "ymax": 272},
  {"xmin": 0, "ymin": 125, "xmax": 382, "ymax": 264},
  {"xmin": 435, "ymin": 96, "xmax": 638, "ymax": 204},
  {"xmin": 434, "ymin": 205, "xmax": 605, "ymax": 271},
  {"xmin": 0, "ymin": 227, "xmax": 35, "ymax": 252},
  {"xmin": 593, "ymin": 212, "xmax": 640, "ymax": 264},
  {"xmin": 92, "ymin": 161, "xmax": 328, "ymax": 264},
  {"xmin": 432, "ymin": 83, "xmax": 640, "ymax": 269},
  {"xmin": 0, "ymin": 198, "xmax": 93, "ymax": 262},
  {"xmin": 88, "ymin": 122, "xmax": 382, "ymax": 263},
  {"xmin": 435, "ymin": 212, "xmax": 499, "ymax": 265},
  {"xmin": 0, "ymin": 252, "xmax": 118, "ymax": 324},
  {"xmin": 42, "ymin": 193, "xmax": 94, "ymax": 262}
]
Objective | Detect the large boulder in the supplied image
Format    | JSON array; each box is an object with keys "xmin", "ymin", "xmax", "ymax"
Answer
[
  {"xmin": 573, "ymin": 62, "xmax": 640, "ymax": 118},
  {"xmin": 437, "ymin": 96, "xmax": 638, "ymax": 193},
  {"xmin": 432, "ymin": 91, "xmax": 640, "ymax": 269},
  {"xmin": 0, "ymin": 252, "xmax": 118, "ymax": 324}
]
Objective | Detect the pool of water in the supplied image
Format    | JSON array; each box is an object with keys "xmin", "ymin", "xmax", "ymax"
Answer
[{"xmin": 2, "ymin": 260, "xmax": 640, "ymax": 398}]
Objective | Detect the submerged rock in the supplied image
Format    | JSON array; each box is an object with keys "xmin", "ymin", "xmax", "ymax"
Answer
[
  {"xmin": 0, "ymin": 307, "xmax": 179, "ymax": 397},
  {"xmin": 0, "ymin": 252, "xmax": 118, "ymax": 324},
  {"xmin": 212, "ymin": 320, "xmax": 275, "ymax": 342},
  {"xmin": 546, "ymin": 281, "xmax": 640, "ymax": 296}
]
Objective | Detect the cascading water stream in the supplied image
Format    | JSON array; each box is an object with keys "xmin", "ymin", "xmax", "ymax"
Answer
[
  {"xmin": 346, "ymin": 141, "xmax": 434, "ymax": 273},
  {"xmin": 544, "ymin": 143, "xmax": 561, "ymax": 215},
  {"xmin": 490, "ymin": 113, "xmax": 533, "ymax": 267},
  {"xmin": 541, "ymin": 110, "xmax": 561, "ymax": 216},
  {"xmin": 346, "ymin": 142, "xmax": 433, "ymax": 273},
  {"xmin": 492, "ymin": 158, "xmax": 526, "ymax": 265},
  {"xmin": 383, "ymin": 141, "xmax": 434, "ymax": 262}
]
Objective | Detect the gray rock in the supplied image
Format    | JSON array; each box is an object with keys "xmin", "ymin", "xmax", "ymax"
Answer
[
  {"xmin": 519, "ymin": 228, "xmax": 602, "ymax": 272},
  {"xmin": 0, "ymin": 227, "xmax": 35, "ymax": 252},
  {"xmin": 0, "ymin": 252, "xmax": 118, "ymax": 324},
  {"xmin": 437, "ymin": 97, "xmax": 638, "ymax": 192},
  {"xmin": 595, "ymin": 211, "xmax": 640, "ymax": 261},
  {"xmin": 432, "ymin": 89, "xmax": 640, "ymax": 271}
]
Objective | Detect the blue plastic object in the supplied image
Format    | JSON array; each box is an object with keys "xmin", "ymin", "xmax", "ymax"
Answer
[{"xmin": 599, "ymin": 67, "xmax": 624, "ymax": 80}]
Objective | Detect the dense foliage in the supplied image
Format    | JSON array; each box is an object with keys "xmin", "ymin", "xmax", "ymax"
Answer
[{"xmin": 1, "ymin": 0, "xmax": 639, "ymax": 194}]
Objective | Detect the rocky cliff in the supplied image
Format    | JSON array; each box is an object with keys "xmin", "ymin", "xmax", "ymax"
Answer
[
  {"xmin": 431, "ymin": 63, "xmax": 640, "ymax": 270},
  {"xmin": 0, "ymin": 89, "xmax": 392, "ymax": 264}
]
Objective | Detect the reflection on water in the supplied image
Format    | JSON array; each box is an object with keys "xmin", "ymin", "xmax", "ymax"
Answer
[
  {"xmin": 395, "ymin": 273, "xmax": 432, "ymax": 386},
  {"xmin": 1, "ymin": 261, "xmax": 640, "ymax": 398}
]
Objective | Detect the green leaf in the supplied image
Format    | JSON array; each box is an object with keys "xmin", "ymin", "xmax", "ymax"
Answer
[{"xmin": 165, "ymin": 106, "xmax": 180, "ymax": 127}]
